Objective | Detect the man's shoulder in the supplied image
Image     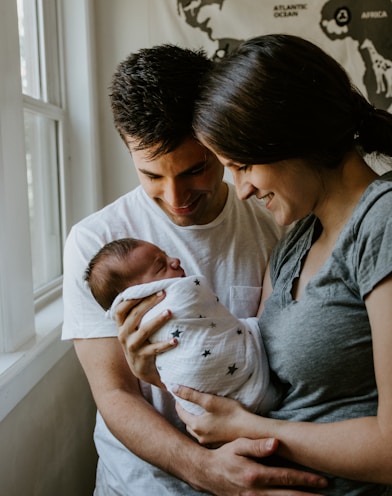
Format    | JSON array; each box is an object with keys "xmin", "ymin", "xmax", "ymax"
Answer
[
  {"xmin": 65, "ymin": 186, "xmax": 152, "ymax": 256},
  {"xmin": 72, "ymin": 186, "xmax": 147, "ymax": 233}
]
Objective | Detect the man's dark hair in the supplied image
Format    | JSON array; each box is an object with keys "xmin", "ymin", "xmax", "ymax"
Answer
[{"xmin": 110, "ymin": 44, "xmax": 212, "ymax": 159}]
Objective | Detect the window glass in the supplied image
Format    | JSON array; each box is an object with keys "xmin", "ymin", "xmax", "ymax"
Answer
[
  {"xmin": 17, "ymin": 0, "xmax": 41, "ymax": 99},
  {"xmin": 24, "ymin": 110, "xmax": 63, "ymax": 290},
  {"xmin": 16, "ymin": 0, "xmax": 64, "ymax": 294}
]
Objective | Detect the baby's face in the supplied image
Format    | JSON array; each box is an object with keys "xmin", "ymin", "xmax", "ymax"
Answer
[{"xmin": 128, "ymin": 242, "xmax": 186, "ymax": 285}]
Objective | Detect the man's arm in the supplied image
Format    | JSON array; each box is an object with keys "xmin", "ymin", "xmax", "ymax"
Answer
[
  {"xmin": 74, "ymin": 337, "xmax": 210, "ymax": 483},
  {"xmin": 74, "ymin": 337, "xmax": 327, "ymax": 494}
]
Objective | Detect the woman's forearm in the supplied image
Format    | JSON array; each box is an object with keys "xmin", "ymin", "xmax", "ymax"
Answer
[{"xmin": 239, "ymin": 411, "xmax": 392, "ymax": 484}]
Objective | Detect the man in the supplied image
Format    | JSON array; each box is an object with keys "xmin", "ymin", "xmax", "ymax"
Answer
[{"xmin": 62, "ymin": 44, "xmax": 328, "ymax": 495}]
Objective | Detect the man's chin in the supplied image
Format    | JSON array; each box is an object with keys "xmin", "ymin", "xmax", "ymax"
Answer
[
  {"xmin": 167, "ymin": 213, "xmax": 199, "ymax": 227},
  {"xmin": 158, "ymin": 201, "xmax": 204, "ymax": 226}
]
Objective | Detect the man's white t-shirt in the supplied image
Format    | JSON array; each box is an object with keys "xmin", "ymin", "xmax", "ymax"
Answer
[{"xmin": 62, "ymin": 182, "xmax": 283, "ymax": 495}]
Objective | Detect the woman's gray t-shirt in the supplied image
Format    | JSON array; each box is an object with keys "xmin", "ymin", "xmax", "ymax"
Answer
[{"xmin": 260, "ymin": 172, "xmax": 392, "ymax": 495}]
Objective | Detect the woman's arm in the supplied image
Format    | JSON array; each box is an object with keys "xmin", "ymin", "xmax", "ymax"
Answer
[
  {"xmin": 257, "ymin": 264, "xmax": 272, "ymax": 317},
  {"xmin": 176, "ymin": 274, "xmax": 392, "ymax": 485}
]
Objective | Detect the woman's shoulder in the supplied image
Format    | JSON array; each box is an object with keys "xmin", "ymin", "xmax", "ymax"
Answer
[{"xmin": 354, "ymin": 172, "xmax": 392, "ymax": 231}]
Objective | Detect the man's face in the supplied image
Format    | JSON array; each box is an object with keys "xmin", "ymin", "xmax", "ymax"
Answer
[{"xmin": 126, "ymin": 137, "xmax": 227, "ymax": 226}]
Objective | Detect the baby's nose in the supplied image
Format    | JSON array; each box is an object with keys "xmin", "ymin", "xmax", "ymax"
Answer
[{"xmin": 170, "ymin": 257, "xmax": 181, "ymax": 269}]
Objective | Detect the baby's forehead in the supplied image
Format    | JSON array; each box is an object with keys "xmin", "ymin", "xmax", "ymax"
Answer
[
  {"xmin": 128, "ymin": 241, "xmax": 168, "ymax": 262},
  {"xmin": 138, "ymin": 240, "xmax": 163, "ymax": 254}
]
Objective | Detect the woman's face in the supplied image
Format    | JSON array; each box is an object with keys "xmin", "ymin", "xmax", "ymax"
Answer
[{"xmin": 216, "ymin": 153, "xmax": 323, "ymax": 226}]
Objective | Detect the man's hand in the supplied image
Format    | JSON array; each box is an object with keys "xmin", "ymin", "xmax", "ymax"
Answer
[
  {"xmin": 115, "ymin": 291, "xmax": 177, "ymax": 387},
  {"xmin": 194, "ymin": 437, "xmax": 328, "ymax": 495}
]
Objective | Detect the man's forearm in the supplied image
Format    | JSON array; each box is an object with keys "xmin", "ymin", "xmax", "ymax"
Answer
[
  {"xmin": 75, "ymin": 338, "xmax": 328, "ymax": 495},
  {"xmin": 75, "ymin": 337, "xmax": 209, "ymax": 490},
  {"xmin": 98, "ymin": 387, "xmax": 209, "ymax": 490},
  {"xmin": 98, "ymin": 388, "xmax": 329, "ymax": 496}
]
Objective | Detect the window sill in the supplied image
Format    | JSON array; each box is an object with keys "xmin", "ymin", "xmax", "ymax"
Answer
[{"xmin": 0, "ymin": 297, "xmax": 71, "ymax": 422}]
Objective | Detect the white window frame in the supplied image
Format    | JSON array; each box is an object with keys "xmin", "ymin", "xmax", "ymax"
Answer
[{"xmin": 0, "ymin": 0, "xmax": 101, "ymax": 421}]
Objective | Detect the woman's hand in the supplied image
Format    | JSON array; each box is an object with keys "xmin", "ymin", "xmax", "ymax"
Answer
[
  {"xmin": 173, "ymin": 385, "xmax": 250, "ymax": 445},
  {"xmin": 115, "ymin": 291, "xmax": 178, "ymax": 388}
]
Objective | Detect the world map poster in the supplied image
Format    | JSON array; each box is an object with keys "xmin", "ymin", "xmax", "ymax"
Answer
[{"xmin": 149, "ymin": 0, "xmax": 392, "ymax": 113}]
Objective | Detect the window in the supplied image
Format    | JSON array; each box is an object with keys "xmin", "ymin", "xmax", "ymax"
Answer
[
  {"xmin": 17, "ymin": 0, "xmax": 64, "ymax": 296},
  {"xmin": 0, "ymin": 0, "xmax": 100, "ymax": 420}
]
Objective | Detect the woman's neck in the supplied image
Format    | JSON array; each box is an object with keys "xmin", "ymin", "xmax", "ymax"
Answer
[
  {"xmin": 291, "ymin": 152, "xmax": 379, "ymax": 301},
  {"xmin": 314, "ymin": 150, "xmax": 378, "ymax": 241}
]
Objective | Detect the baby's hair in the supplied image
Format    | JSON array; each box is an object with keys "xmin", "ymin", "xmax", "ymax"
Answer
[{"xmin": 85, "ymin": 238, "xmax": 142, "ymax": 310}]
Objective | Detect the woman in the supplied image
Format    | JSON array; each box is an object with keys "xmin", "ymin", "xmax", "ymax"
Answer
[
  {"xmin": 117, "ymin": 35, "xmax": 392, "ymax": 494},
  {"xmin": 171, "ymin": 34, "xmax": 392, "ymax": 495}
]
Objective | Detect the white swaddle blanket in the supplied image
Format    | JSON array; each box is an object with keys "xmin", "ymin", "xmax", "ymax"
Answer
[{"xmin": 109, "ymin": 275, "xmax": 278, "ymax": 415}]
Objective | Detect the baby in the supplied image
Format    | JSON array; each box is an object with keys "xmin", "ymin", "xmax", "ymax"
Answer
[{"xmin": 85, "ymin": 238, "xmax": 279, "ymax": 415}]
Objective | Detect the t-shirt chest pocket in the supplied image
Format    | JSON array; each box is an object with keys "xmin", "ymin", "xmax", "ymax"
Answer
[{"xmin": 229, "ymin": 285, "xmax": 262, "ymax": 318}]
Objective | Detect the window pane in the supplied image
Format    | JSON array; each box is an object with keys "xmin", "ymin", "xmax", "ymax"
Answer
[
  {"xmin": 24, "ymin": 110, "xmax": 62, "ymax": 290},
  {"xmin": 17, "ymin": 0, "xmax": 41, "ymax": 99}
]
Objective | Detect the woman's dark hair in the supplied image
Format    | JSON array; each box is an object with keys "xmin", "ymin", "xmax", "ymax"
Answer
[{"xmin": 194, "ymin": 34, "xmax": 392, "ymax": 168}]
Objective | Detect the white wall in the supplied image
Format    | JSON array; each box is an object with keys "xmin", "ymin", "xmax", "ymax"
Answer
[
  {"xmin": 0, "ymin": 348, "xmax": 97, "ymax": 496},
  {"xmin": 95, "ymin": 0, "xmax": 152, "ymax": 204}
]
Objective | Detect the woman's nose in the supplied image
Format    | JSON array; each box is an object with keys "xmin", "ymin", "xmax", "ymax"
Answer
[{"xmin": 234, "ymin": 176, "xmax": 257, "ymax": 201}]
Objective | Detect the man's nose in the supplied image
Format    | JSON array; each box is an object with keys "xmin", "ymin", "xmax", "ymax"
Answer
[{"xmin": 163, "ymin": 179, "xmax": 188, "ymax": 207}]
